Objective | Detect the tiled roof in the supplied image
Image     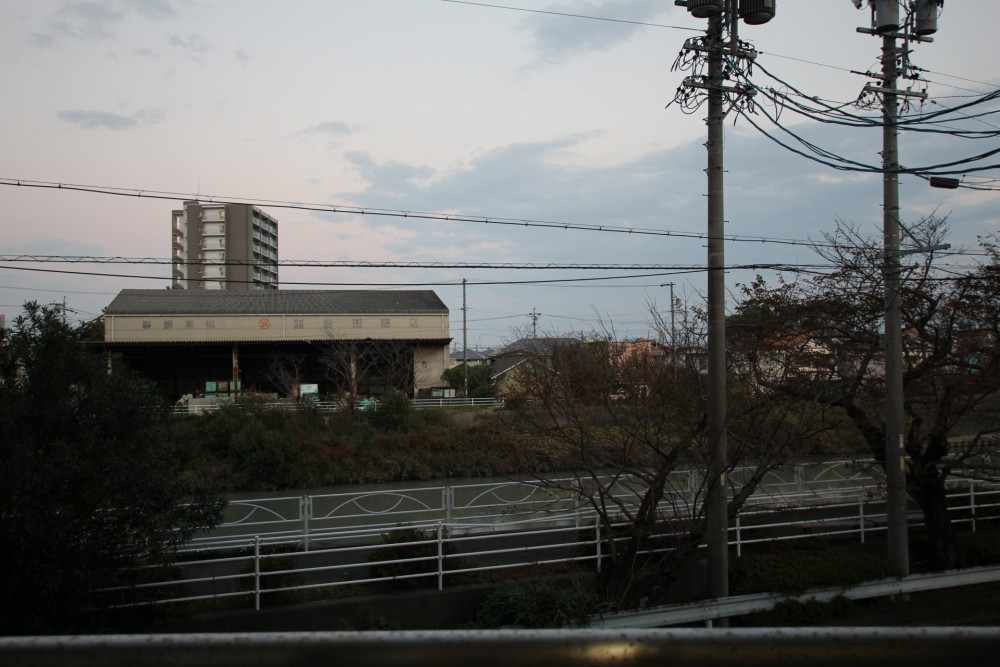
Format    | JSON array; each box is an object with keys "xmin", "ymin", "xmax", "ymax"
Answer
[
  {"xmin": 105, "ymin": 289, "xmax": 448, "ymax": 316},
  {"xmin": 450, "ymin": 349, "xmax": 489, "ymax": 362},
  {"xmin": 498, "ymin": 337, "xmax": 580, "ymax": 356}
]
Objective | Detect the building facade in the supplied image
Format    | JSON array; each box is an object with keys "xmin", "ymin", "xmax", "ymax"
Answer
[
  {"xmin": 102, "ymin": 289, "xmax": 451, "ymax": 400},
  {"xmin": 171, "ymin": 201, "xmax": 279, "ymax": 290}
]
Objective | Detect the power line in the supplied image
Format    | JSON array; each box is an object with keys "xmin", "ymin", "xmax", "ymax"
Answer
[
  {"xmin": 440, "ymin": 0, "xmax": 992, "ymax": 95},
  {"xmin": 0, "ymin": 261, "xmax": 833, "ymax": 287},
  {"xmin": 0, "ymin": 255, "xmax": 846, "ymax": 271},
  {"xmin": 438, "ymin": 0, "xmax": 700, "ymax": 32},
  {"xmin": 0, "ymin": 178, "xmax": 849, "ymax": 249}
]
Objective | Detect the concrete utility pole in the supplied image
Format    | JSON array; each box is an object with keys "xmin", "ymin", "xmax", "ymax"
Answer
[
  {"xmin": 463, "ymin": 278, "xmax": 469, "ymax": 397},
  {"xmin": 704, "ymin": 8, "xmax": 729, "ymax": 604},
  {"xmin": 676, "ymin": 0, "xmax": 775, "ymax": 612},
  {"xmin": 857, "ymin": 0, "xmax": 943, "ymax": 578},
  {"xmin": 880, "ymin": 28, "xmax": 910, "ymax": 579},
  {"xmin": 662, "ymin": 282, "xmax": 678, "ymax": 380}
]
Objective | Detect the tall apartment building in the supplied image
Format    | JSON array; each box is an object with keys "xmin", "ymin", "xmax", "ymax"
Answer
[{"xmin": 171, "ymin": 201, "xmax": 278, "ymax": 290}]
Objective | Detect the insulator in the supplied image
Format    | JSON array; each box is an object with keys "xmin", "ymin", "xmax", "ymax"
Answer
[
  {"xmin": 873, "ymin": 0, "xmax": 899, "ymax": 34},
  {"xmin": 738, "ymin": 0, "xmax": 776, "ymax": 25},
  {"xmin": 914, "ymin": 0, "xmax": 941, "ymax": 36},
  {"xmin": 687, "ymin": 0, "xmax": 724, "ymax": 19}
]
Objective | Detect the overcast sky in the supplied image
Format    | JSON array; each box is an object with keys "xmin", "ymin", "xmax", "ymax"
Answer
[{"xmin": 1, "ymin": 0, "xmax": 998, "ymax": 348}]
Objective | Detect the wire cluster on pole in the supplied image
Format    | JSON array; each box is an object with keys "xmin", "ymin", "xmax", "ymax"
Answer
[
  {"xmin": 672, "ymin": 0, "xmax": 777, "ymax": 618},
  {"xmin": 672, "ymin": 0, "xmax": 1000, "ymax": 188}
]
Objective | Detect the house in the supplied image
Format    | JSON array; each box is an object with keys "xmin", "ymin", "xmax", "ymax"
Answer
[
  {"xmin": 448, "ymin": 347, "xmax": 490, "ymax": 368},
  {"xmin": 489, "ymin": 337, "xmax": 580, "ymax": 398}
]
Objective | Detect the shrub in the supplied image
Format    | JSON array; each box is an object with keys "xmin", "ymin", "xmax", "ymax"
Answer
[
  {"xmin": 471, "ymin": 578, "xmax": 599, "ymax": 628},
  {"xmin": 364, "ymin": 528, "xmax": 440, "ymax": 591},
  {"xmin": 730, "ymin": 542, "xmax": 895, "ymax": 596},
  {"xmin": 373, "ymin": 390, "xmax": 412, "ymax": 432},
  {"xmin": 738, "ymin": 595, "xmax": 860, "ymax": 627},
  {"xmin": 961, "ymin": 526, "xmax": 1000, "ymax": 566}
]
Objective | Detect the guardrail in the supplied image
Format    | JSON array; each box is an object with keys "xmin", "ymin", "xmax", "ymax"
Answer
[
  {"xmin": 6, "ymin": 628, "xmax": 1000, "ymax": 667},
  {"xmin": 594, "ymin": 564, "xmax": 1000, "ymax": 629},
  {"xmin": 110, "ymin": 481, "xmax": 1000, "ymax": 612}
]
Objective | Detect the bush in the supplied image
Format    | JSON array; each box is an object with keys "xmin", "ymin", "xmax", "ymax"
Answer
[
  {"xmin": 364, "ymin": 528, "xmax": 440, "ymax": 591},
  {"xmin": 961, "ymin": 526, "xmax": 1000, "ymax": 566},
  {"xmin": 730, "ymin": 542, "xmax": 895, "ymax": 596},
  {"xmin": 238, "ymin": 545, "xmax": 305, "ymax": 608},
  {"xmin": 471, "ymin": 578, "xmax": 599, "ymax": 628},
  {"xmin": 738, "ymin": 595, "xmax": 860, "ymax": 627},
  {"xmin": 373, "ymin": 390, "xmax": 412, "ymax": 432}
]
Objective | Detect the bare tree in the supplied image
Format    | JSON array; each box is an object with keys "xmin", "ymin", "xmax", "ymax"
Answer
[
  {"xmin": 508, "ymin": 312, "xmax": 832, "ymax": 609},
  {"xmin": 318, "ymin": 339, "xmax": 416, "ymax": 407},
  {"xmin": 734, "ymin": 217, "xmax": 1000, "ymax": 568},
  {"xmin": 263, "ymin": 352, "xmax": 308, "ymax": 398}
]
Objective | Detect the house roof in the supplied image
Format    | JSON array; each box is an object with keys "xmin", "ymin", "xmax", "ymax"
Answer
[
  {"xmin": 497, "ymin": 337, "xmax": 581, "ymax": 356},
  {"xmin": 104, "ymin": 289, "xmax": 449, "ymax": 316},
  {"xmin": 450, "ymin": 348, "xmax": 489, "ymax": 362}
]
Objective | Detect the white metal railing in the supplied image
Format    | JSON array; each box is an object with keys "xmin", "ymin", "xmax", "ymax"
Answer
[
  {"xmin": 172, "ymin": 397, "xmax": 502, "ymax": 415},
  {"xmin": 186, "ymin": 461, "xmax": 878, "ymax": 550},
  {"xmin": 112, "ymin": 480, "xmax": 1000, "ymax": 612}
]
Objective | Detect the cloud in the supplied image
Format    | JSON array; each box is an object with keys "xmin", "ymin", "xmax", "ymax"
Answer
[
  {"xmin": 284, "ymin": 121, "xmax": 357, "ymax": 148},
  {"xmin": 29, "ymin": 0, "xmax": 178, "ymax": 47},
  {"xmin": 523, "ymin": 0, "xmax": 669, "ymax": 65},
  {"xmin": 46, "ymin": 1, "xmax": 126, "ymax": 40},
  {"xmin": 344, "ymin": 151, "xmax": 435, "ymax": 198},
  {"xmin": 128, "ymin": 0, "xmax": 176, "ymax": 21},
  {"xmin": 2, "ymin": 237, "xmax": 105, "ymax": 256},
  {"xmin": 297, "ymin": 121, "xmax": 354, "ymax": 138},
  {"xmin": 331, "ymin": 115, "xmax": 997, "ymax": 277},
  {"xmin": 57, "ymin": 107, "xmax": 165, "ymax": 130},
  {"xmin": 167, "ymin": 31, "xmax": 209, "ymax": 54}
]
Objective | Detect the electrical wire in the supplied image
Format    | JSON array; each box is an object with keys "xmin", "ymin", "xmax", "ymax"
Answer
[
  {"xmin": 438, "ymin": 0, "xmax": 701, "ymax": 32},
  {"xmin": 0, "ymin": 178, "xmax": 861, "ymax": 251},
  {"xmin": 0, "ymin": 261, "xmax": 833, "ymax": 287}
]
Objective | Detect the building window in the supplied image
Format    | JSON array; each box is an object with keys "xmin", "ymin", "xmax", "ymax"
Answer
[
  {"xmin": 185, "ymin": 320, "xmax": 194, "ymax": 330},
  {"xmin": 163, "ymin": 321, "xmax": 174, "ymax": 330},
  {"xmin": 409, "ymin": 318, "xmax": 418, "ymax": 328},
  {"xmin": 141, "ymin": 320, "xmax": 152, "ymax": 330},
  {"xmin": 323, "ymin": 319, "xmax": 333, "ymax": 329},
  {"xmin": 205, "ymin": 320, "xmax": 215, "ymax": 329},
  {"xmin": 353, "ymin": 319, "xmax": 363, "ymax": 328},
  {"xmin": 293, "ymin": 319, "xmax": 305, "ymax": 329},
  {"xmin": 380, "ymin": 318, "xmax": 391, "ymax": 328}
]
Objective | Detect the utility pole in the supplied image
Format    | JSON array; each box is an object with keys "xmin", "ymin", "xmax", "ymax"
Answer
[
  {"xmin": 463, "ymin": 278, "xmax": 469, "ymax": 397},
  {"xmin": 856, "ymin": 0, "xmax": 942, "ymax": 578},
  {"xmin": 880, "ymin": 25, "xmax": 910, "ymax": 580},
  {"xmin": 662, "ymin": 282, "xmax": 677, "ymax": 381},
  {"xmin": 675, "ymin": 0, "xmax": 775, "ymax": 613},
  {"xmin": 704, "ymin": 7, "xmax": 728, "ymax": 604}
]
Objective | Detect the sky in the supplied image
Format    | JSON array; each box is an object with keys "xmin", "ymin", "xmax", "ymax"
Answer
[{"xmin": 1, "ymin": 0, "xmax": 998, "ymax": 350}]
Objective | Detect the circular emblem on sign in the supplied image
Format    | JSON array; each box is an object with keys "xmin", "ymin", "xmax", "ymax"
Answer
[{"xmin": 259, "ymin": 318, "xmax": 271, "ymax": 329}]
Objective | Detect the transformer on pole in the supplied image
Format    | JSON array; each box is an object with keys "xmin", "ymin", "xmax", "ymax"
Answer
[
  {"xmin": 674, "ymin": 0, "xmax": 775, "ymax": 617},
  {"xmin": 855, "ymin": 0, "xmax": 944, "ymax": 579}
]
